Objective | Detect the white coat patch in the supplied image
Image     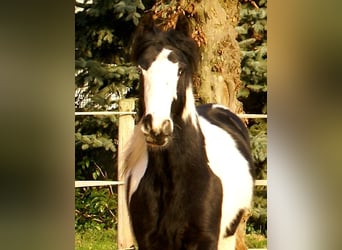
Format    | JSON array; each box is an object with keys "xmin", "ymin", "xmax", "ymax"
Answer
[{"xmin": 198, "ymin": 116, "xmax": 254, "ymax": 247}]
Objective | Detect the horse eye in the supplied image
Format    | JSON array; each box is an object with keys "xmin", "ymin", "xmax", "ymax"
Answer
[{"xmin": 178, "ymin": 68, "xmax": 183, "ymax": 76}]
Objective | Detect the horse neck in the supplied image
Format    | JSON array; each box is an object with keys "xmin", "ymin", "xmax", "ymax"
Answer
[{"xmin": 165, "ymin": 86, "xmax": 204, "ymax": 163}]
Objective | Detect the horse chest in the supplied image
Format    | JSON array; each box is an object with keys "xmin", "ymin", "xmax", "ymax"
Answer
[
  {"xmin": 130, "ymin": 153, "xmax": 215, "ymax": 216},
  {"xmin": 129, "ymin": 151, "xmax": 223, "ymax": 248}
]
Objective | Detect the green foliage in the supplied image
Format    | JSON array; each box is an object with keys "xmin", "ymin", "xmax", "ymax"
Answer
[
  {"xmin": 75, "ymin": 228, "xmax": 117, "ymax": 250},
  {"xmin": 75, "ymin": 186, "xmax": 118, "ymax": 232},
  {"xmin": 237, "ymin": 0, "xmax": 268, "ymax": 177},
  {"xmin": 246, "ymin": 232, "xmax": 267, "ymax": 248},
  {"xmin": 75, "ymin": 61, "xmax": 140, "ymax": 110},
  {"xmin": 237, "ymin": 0, "xmax": 267, "ymax": 238},
  {"xmin": 248, "ymin": 186, "xmax": 267, "ymax": 235},
  {"xmin": 75, "ymin": 0, "xmax": 143, "ymax": 111},
  {"xmin": 76, "ymin": 132, "xmax": 116, "ymax": 151},
  {"xmin": 75, "ymin": 114, "xmax": 119, "ymax": 181},
  {"xmin": 75, "ymin": 115, "xmax": 118, "ymax": 153},
  {"xmin": 237, "ymin": 0, "xmax": 267, "ymax": 114},
  {"xmin": 249, "ymin": 119, "xmax": 267, "ymax": 165}
]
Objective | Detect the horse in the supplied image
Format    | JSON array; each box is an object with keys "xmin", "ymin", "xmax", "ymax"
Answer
[{"xmin": 122, "ymin": 15, "xmax": 255, "ymax": 250}]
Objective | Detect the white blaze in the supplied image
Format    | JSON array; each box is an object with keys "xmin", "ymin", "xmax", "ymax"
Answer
[{"xmin": 142, "ymin": 48, "xmax": 179, "ymax": 129}]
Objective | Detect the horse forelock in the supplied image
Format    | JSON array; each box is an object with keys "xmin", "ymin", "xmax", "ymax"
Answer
[{"xmin": 131, "ymin": 25, "xmax": 199, "ymax": 75}]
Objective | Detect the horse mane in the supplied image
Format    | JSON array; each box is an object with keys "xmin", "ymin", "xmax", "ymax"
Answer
[{"xmin": 119, "ymin": 121, "xmax": 147, "ymax": 178}]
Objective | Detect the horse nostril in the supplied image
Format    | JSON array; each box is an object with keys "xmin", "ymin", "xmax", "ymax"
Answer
[
  {"xmin": 141, "ymin": 114, "xmax": 152, "ymax": 135},
  {"xmin": 141, "ymin": 115, "xmax": 173, "ymax": 139},
  {"xmin": 161, "ymin": 119, "xmax": 173, "ymax": 135}
]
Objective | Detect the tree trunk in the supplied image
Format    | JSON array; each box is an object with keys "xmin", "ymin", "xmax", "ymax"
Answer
[{"xmin": 193, "ymin": 0, "xmax": 243, "ymax": 114}]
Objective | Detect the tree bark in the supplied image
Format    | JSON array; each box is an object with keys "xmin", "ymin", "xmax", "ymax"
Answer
[{"xmin": 193, "ymin": 0, "xmax": 243, "ymax": 113}]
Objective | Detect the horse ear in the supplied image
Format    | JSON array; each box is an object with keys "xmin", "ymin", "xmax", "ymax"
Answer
[
  {"xmin": 175, "ymin": 14, "xmax": 191, "ymax": 37},
  {"xmin": 130, "ymin": 12, "xmax": 157, "ymax": 61},
  {"xmin": 137, "ymin": 12, "xmax": 156, "ymax": 33}
]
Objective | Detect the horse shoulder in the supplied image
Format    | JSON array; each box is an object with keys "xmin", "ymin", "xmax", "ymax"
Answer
[
  {"xmin": 196, "ymin": 104, "xmax": 250, "ymax": 142},
  {"xmin": 196, "ymin": 104, "xmax": 254, "ymax": 173},
  {"xmin": 197, "ymin": 110, "xmax": 251, "ymax": 183}
]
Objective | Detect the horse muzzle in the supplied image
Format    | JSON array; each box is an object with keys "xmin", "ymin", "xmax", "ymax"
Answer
[{"xmin": 141, "ymin": 114, "xmax": 173, "ymax": 148}]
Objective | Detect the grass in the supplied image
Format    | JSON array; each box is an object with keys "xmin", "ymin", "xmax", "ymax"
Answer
[
  {"xmin": 246, "ymin": 233, "xmax": 267, "ymax": 248},
  {"xmin": 75, "ymin": 228, "xmax": 117, "ymax": 250},
  {"xmin": 75, "ymin": 228, "xmax": 266, "ymax": 249}
]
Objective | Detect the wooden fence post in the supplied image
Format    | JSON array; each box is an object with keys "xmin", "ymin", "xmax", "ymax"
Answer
[{"xmin": 117, "ymin": 99, "xmax": 135, "ymax": 249}]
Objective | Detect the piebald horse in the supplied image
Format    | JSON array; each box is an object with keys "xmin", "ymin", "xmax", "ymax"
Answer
[{"xmin": 123, "ymin": 15, "xmax": 255, "ymax": 250}]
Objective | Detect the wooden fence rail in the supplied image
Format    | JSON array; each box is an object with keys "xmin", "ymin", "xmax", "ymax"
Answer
[
  {"xmin": 75, "ymin": 181, "xmax": 124, "ymax": 188},
  {"xmin": 75, "ymin": 99, "xmax": 267, "ymax": 250}
]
